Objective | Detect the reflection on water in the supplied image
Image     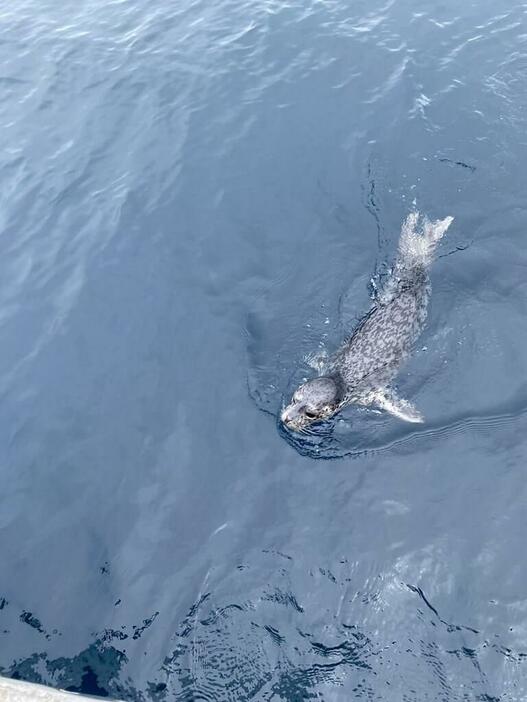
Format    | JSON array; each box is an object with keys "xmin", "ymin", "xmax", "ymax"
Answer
[
  {"xmin": 1, "ymin": 0, "xmax": 527, "ymax": 699},
  {"xmin": 4, "ymin": 550, "xmax": 526, "ymax": 700}
]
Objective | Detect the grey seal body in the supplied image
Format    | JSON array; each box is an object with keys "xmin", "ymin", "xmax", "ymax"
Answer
[
  {"xmin": 281, "ymin": 213, "xmax": 453, "ymax": 431},
  {"xmin": 332, "ymin": 267, "xmax": 428, "ymax": 401}
]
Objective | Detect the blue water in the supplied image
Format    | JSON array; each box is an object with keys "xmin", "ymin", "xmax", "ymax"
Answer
[{"xmin": 1, "ymin": 0, "xmax": 527, "ymax": 699}]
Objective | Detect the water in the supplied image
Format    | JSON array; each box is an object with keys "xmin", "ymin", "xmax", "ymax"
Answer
[{"xmin": 1, "ymin": 0, "xmax": 527, "ymax": 699}]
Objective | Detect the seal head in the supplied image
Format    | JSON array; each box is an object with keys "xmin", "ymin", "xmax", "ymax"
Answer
[{"xmin": 281, "ymin": 375, "xmax": 343, "ymax": 431}]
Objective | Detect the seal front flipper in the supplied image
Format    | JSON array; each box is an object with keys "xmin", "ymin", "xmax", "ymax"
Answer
[{"xmin": 373, "ymin": 388, "xmax": 424, "ymax": 424}]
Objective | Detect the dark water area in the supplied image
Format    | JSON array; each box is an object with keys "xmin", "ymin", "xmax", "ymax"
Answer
[{"xmin": 1, "ymin": 0, "xmax": 527, "ymax": 699}]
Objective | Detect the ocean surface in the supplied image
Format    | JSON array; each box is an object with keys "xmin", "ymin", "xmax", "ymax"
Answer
[{"xmin": 1, "ymin": 0, "xmax": 527, "ymax": 699}]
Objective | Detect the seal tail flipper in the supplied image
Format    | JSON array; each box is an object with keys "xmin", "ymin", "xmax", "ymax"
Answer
[
  {"xmin": 397, "ymin": 212, "xmax": 453, "ymax": 272},
  {"xmin": 373, "ymin": 388, "xmax": 424, "ymax": 423}
]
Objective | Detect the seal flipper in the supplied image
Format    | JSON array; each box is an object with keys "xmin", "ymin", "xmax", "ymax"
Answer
[{"xmin": 373, "ymin": 388, "xmax": 424, "ymax": 423}]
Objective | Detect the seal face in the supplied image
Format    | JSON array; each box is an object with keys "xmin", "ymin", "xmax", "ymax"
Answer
[
  {"xmin": 280, "ymin": 376, "xmax": 343, "ymax": 431},
  {"xmin": 281, "ymin": 213, "xmax": 453, "ymax": 431}
]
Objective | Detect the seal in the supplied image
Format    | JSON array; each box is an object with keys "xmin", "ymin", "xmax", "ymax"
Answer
[{"xmin": 281, "ymin": 212, "xmax": 453, "ymax": 431}]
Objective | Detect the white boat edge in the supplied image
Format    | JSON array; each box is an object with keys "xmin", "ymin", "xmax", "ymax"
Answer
[{"xmin": 0, "ymin": 676, "xmax": 122, "ymax": 702}]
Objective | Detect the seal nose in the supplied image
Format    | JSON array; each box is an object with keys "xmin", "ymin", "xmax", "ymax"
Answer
[
  {"xmin": 281, "ymin": 404, "xmax": 301, "ymax": 426},
  {"xmin": 281, "ymin": 407, "xmax": 293, "ymax": 424}
]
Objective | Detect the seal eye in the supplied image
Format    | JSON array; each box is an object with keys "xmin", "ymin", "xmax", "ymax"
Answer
[{"xmin": 304, "ymin": 410, "xmax": 317, "ymax": 419}]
